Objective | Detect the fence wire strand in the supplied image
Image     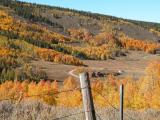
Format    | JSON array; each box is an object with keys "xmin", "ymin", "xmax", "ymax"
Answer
[
  {"xmin": 93, "ymin": 89, "xmax": 136, "ymax": 120},
  {"xmin": 52, "ymin": 111, "xmax": 84, "ymax": 120},
  {"xmin": 0, "ymin": 87, "xmax": 84, "ymax": 101},
  {"xmin": 0, "ymin": 80, "xmax": 137, "ymax": 120}
]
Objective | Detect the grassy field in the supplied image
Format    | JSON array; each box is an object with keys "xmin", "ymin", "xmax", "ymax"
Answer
[{"xmin": 0, "ymin": 100, "xmax": 160, "ymax": 120}]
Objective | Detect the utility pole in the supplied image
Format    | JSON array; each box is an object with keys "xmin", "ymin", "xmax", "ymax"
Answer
[{"xmin": 79, "ymin": 72, "xmax": 96, "ymax": 120}]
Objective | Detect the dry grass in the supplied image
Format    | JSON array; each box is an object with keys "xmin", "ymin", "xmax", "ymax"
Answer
[{"xmin": 0, "ymin": 100, "xmax": 160, "ymax": 120}]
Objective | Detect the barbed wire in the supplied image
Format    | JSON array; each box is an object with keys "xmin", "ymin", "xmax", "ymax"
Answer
[
  {"xmin": 52, "ymin": 111, "xmax": 84, "ymax": 120},
  {"xmin": 0, "ymin": 81, "xmax": 139, "ymax": 120},
  {"xmin": 0, "ymin": 87, "xmax": 86, "ymax": 120},
  {"xmin": 53, "ymin": 110, "xmax": 103, "ymax": 120},
  {"xmin": 93, "ymin": 89, "xmax": 136, "ymax": 120},
  {"xmin": 0, "ymin": 87, "xmax": 83, "ymax": 101},
  {"xmin": 96, "ymin": 112, "xmax": 103, "ymax": 120}
]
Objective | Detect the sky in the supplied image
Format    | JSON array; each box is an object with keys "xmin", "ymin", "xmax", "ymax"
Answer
[{"xmin": 19, "ymin": 0, "xmax": 160, "ymax": 23}]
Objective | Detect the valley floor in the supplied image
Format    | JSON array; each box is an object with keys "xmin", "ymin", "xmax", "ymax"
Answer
[{"xmin": 31, "ymin": 51, "xmax": 160, "ymax": 81}]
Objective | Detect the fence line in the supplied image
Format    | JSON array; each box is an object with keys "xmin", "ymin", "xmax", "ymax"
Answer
[
  {"xmin": 0, "ymin": 74, "xmax": 137, "ymax": 120},
  {"xmin": 93, "ymin": 89, "xmax": 136, "ymax": 120},
  {"xmin": 52, "ymin": 111, "xmax": 85, "ymax": 120},
  {"xmin": 95, "ymin": 112, "xmax": 103, "ymax": 120},
  {"xmin": 52, "ymin": 110, "xmax": 102, "ymax": 120},
  {"xmin": 0, "ymin": 87, "xmax": 85, "ymax": 101},
  {"xmin": 0, "ymin": 86, "xmax": 135, "ymax": 120}
]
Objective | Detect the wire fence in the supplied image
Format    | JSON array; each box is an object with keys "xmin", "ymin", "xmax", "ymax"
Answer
[
  {"xmin": 93, "ymin": 90, "xmax": 136, "ymax": 120},
  {"xmin": 0, "ymin": 86, "xmax": 137, "ymax": 120},
  {"xmin": 52, "ymin": 111, "xmax": 85, "ymax": 120}
]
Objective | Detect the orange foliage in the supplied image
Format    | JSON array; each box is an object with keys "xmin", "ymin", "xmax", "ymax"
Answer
[
  {"xmin": 90, "ymin": 32, "xmax": 115, "ymax": 46},
  {"xmin": 75, "ymin": 43, "xmax": 118, "ymax": 60},
  {"xmin": 0, "ymin": 61, "xmax": 160, "ymax": 110},
  {"xmin": 0, "ymin": 47, "xmax": 13, "ymax": 57},
  {"xmin": 0, "ymin": 35, "xmax": 83, "ymax": 65},
  {"xmin": 120, "ymin": 36, "xmax": 160, "ymax": 53},
  {"xmin": 68, "ymin": 28, "xmax": 93, "ymax": 41},
  {"xmin": 0, "ymin": 78, "xmax": 82, "ymax": 107},
  {"xmin": 57, "ymin": 77, "xmax": 82, "ymax": 107},
  {"xmin": 36, "ymin": 48, "xmax": 83, "ymax": 65},
  {"xmin": 0, "ymin": 10, "xmax": 70, "ymax": 43},
  {"xmin": 63, "ymin": 41, "xmax": 119, "ymax": 60},
  {"xmin": 0, "ymin": 46, "xmax": 31, "ymax": 60}
]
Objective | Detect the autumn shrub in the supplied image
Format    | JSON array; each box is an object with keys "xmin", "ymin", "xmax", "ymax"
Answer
[
  {"xmin": 0, "ymin": 35, "xmax": 83, "ymax": 84},
  {"xmin": 0, "ymin": 9, "xmax": 71, "ymax": 46},
  {"xmin": 36, "ymin": 48, "xmax": 83, "ymax": 65},
  {"xmin": 140, "ymin": 61, "xmax": 160, "ymax": 109},
  {"xmin": 52, "ymin": 42, "xmax": 122, "ymax": 60},
  {"xmin": 0, "ymin": 10, "xmax": 124, "ymax": 61},
  {"xmin": 0, "ymin": 10, "xmax": 84, "ymax": 65},
  {"xmin": 120, "ymin": 35, "xmax": 160, "ymax": 53},
  {"xmin": 0, "ymin": 61, "xmax": 160, "ymax": 110},
  {"xmin": 68, "ymin": 28, "xmax": 93, "ymax": 41},
  {"xmin": 57, "ymin": 77, "xmax": 82, "ymax": 107}
]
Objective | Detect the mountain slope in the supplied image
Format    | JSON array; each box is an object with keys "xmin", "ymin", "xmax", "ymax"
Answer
[{"xmin": 0, "ymin": 0, "xmax": 160, "ymax": 41}]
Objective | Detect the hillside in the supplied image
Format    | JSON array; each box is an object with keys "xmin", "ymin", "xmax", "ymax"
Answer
[
  {"xmin": 0, "ymin": 0, "xmax": 160, "ymax": 120},
  {"xmin": 0, "ymin": 0, "xmax": 160, "ymax": 41}
]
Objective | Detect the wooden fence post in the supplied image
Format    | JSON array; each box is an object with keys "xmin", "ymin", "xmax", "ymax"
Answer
[
  {"xmin": 120, "ymin": 84, "xmax": 124, "ymax": 120},
  {"xmin": 79, "ymin": 72, "xmax": 96, "ymax": 120}
]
